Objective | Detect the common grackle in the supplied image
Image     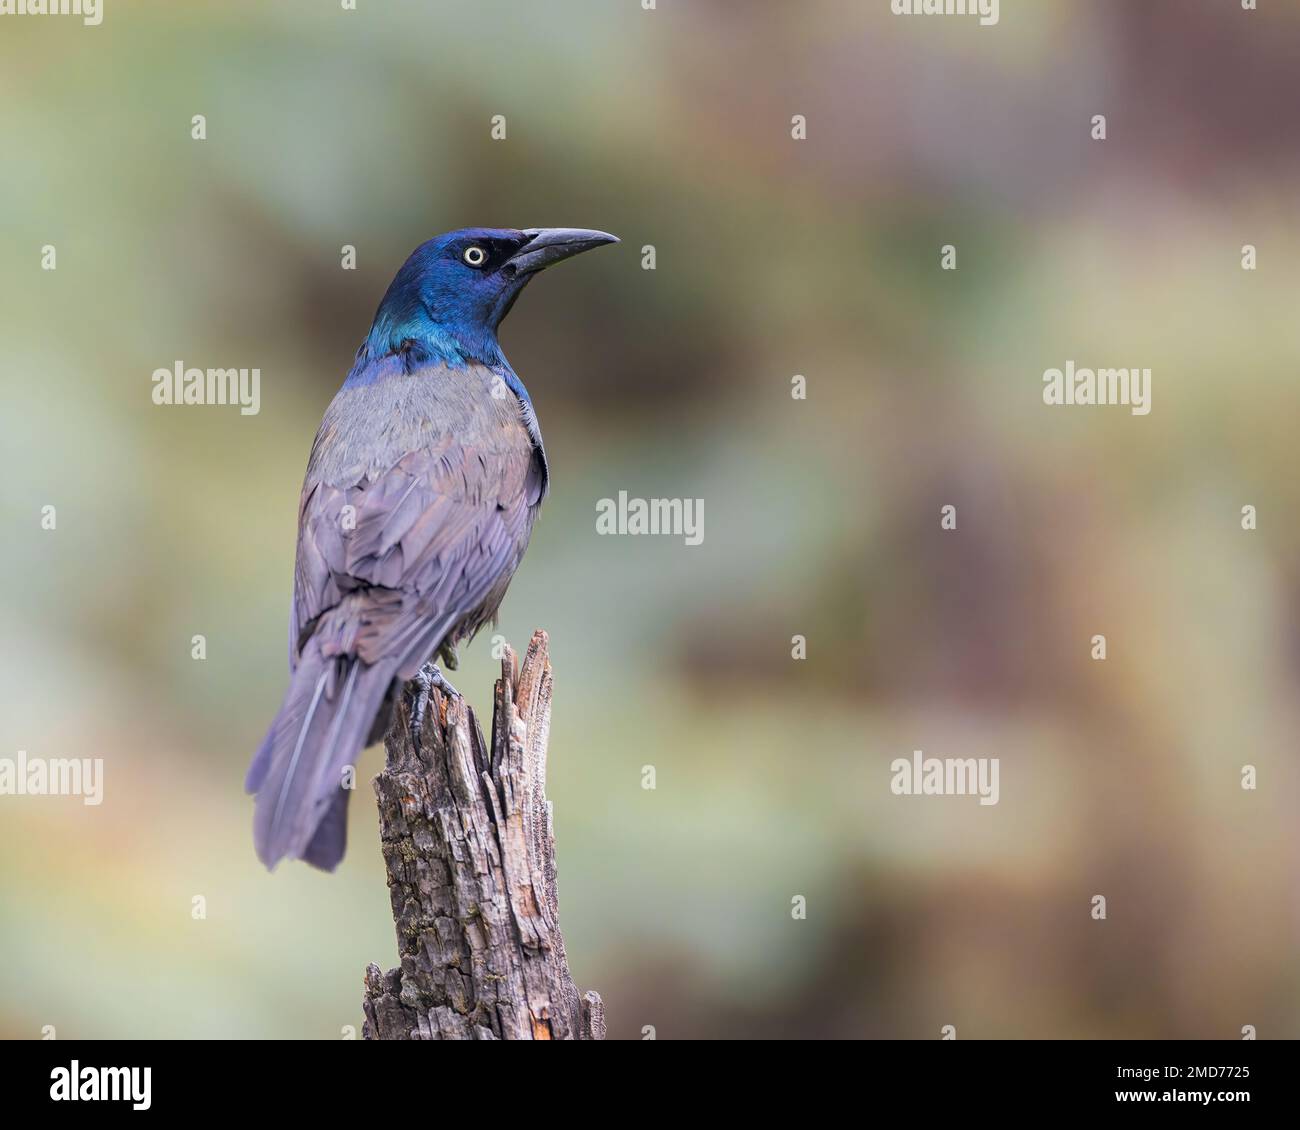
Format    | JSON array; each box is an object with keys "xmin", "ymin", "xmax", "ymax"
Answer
[{"xmin": 245, "ymin": 227, "xmax": 617, "ymax": 870}]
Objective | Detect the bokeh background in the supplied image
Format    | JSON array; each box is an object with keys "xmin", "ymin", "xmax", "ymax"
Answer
[{"xmin": 2, "ymin": 0, "xmax": 1299, "ymax": 1039}]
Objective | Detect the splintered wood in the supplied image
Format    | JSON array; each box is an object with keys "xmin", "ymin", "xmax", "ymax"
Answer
[{"xmin": 362, "ymin": 630, "xmax": 604, "ymax": 1040}]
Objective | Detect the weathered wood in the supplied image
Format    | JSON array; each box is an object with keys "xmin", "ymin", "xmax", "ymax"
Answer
[{"xmin": 362, "ymin": 630, "xmax": 602, "ymax": 1040}]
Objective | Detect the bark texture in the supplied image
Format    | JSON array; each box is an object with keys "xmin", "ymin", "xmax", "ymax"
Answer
[{"xmin": 362, "ymin": 629, "xmax": 604, "ymax": 1040}]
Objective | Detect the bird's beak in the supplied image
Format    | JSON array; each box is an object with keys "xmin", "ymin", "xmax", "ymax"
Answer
[{"xmin": 505, "ymin": 228, "xmax": 619, "ymax": 276}]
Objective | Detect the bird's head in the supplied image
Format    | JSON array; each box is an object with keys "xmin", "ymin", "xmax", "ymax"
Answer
[{"xmin": 360, "ymin": 226, "xmax": 618, "ymax": 368}]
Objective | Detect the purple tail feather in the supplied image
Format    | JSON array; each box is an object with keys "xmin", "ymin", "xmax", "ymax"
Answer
[{"xmin": 246, "ymin": 650, "xmax": 398, "ymax": 871}]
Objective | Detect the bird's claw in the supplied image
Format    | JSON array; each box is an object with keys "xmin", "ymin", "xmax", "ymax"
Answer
[
  {"xmin": 409, "ymin": 676, "xmax": 433, "ymax": 745},
  {"xmin": 427, "ymin": 664, "xmax": 462, "ymax": 701},
  {"xmin": 408, "ymin": 664, "xmax": 461, "ymax": 747}
]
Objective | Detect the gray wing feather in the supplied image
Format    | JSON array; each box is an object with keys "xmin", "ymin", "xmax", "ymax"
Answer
[{"xmin": 252, "ymin": 360, "xmax": 541, "ymax": 869}]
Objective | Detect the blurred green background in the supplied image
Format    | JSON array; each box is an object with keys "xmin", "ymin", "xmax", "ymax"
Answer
[{"xmin": 2, "ymin": 0, "xmax": 1299, "ymax": 1039}]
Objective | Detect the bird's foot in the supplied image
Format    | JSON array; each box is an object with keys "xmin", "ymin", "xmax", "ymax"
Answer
[
  {"xmin": 407, "ymin": 664, "xmax": 461, "ymax": 747},
  {"xmin": 427, "ymin": 664, "xmax": 462, "ymax": 701},
  {"xmin": 408, "ymin": 674, "xmax": 433, "ymax": 747}
]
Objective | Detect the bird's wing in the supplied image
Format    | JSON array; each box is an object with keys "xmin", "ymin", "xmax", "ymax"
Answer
[
  {"xmin": 287, "ymin": 361, "xmax": 543, "ymax": 673},
  {"xmin": 251, "ymin": 360, "xmax": 542, "ymax": 870}
]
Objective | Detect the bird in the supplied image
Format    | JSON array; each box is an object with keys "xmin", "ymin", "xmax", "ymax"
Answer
[{"xmin": 245, "ymin": 226, "xmax": 618, "ymax": 871}]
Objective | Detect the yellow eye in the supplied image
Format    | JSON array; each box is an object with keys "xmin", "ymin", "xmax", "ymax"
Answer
[{"xmin": 463, "ymin": 246, "xmax": 487, "ymax": 267}]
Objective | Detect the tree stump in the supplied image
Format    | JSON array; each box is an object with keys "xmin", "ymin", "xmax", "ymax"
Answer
[{"xmin": 361, "ymin": 630, "xmax": 604, "ymax": 1040}]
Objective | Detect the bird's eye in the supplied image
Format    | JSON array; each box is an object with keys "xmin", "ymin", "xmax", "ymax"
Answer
[{"xmin": 463, "ymin": 246, "xmax": 487, "ymax": 267}]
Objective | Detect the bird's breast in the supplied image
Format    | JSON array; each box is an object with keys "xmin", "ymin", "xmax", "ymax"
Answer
[{"xmin": 309, "ymin": 360, "xmax": 534, "ymax": 489}]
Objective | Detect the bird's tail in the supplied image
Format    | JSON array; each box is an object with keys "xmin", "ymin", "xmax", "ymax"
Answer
[{"xmin": 246, "ymin": 649, "xmax": 398, "ymax": 871}]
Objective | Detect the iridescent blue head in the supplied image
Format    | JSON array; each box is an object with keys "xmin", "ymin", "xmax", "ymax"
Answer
[{"xmin": 355, "ymin": 226, "xmax": 618, "ymax": 373}]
